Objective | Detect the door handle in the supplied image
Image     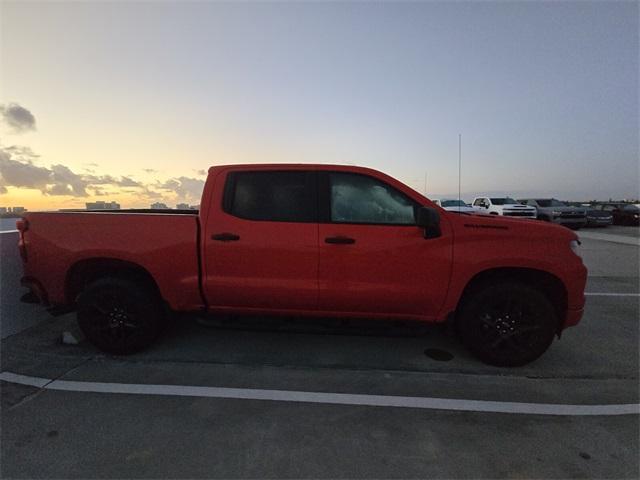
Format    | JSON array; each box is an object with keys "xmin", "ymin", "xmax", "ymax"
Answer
[
  {"xmin": 211, "ymin": 233, "xmax": 240, "ymax": 242},
  {"xmin": 325, "ymin": 236, "xmax": 355, "ymax": 245}
]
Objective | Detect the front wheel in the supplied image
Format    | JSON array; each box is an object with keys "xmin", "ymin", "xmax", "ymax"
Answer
[
  {"xmin": 77, "ymin": 277, "xmax": 163, "ymax": 354},
  {"xmin": 456, "ymin": 282, "xmax": 557, "ymax": 367}
]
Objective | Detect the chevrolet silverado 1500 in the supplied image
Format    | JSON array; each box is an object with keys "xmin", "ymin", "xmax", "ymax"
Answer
[{"xmin": 17, "ymin": 164, "xmax": 587, "ymax": 366}]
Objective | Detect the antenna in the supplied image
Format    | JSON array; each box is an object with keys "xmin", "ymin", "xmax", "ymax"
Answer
[
  {"xmin": 458, "ymin": 134, "xmax": 462, "ymax": 205},
  {"xmin": 424, "ymin": 171, "xmax": 427, "ymax": 195}
]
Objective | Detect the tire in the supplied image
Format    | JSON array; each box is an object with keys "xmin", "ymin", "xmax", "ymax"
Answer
[
  {"xmin": 76, "ymin": 277, "xmax": 163, "ymax": 354},
  {"xmin": 456, "ymin": 282, "xmax": 557, "ymax": 367}
]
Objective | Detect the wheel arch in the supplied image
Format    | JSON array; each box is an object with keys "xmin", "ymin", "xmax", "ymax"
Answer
[
  {"xmin": 65, "ymin": 257, "xmax": 162, "ymax": 305},
  {"xmin": 456, "ymin": 267, "xmax": 568, "ymax": 334}
]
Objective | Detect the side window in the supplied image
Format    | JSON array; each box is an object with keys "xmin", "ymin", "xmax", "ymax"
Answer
[
  {"xmin": 473, "ymin": 199, "xmax": 482, "ymax": 207},
  {"xmin": 224, "ymin": 171, "xmax": 316, "ymax": 222},
  {"xmin": 328, "ymin": 172, "xmax": 418, "ymax": 225}
]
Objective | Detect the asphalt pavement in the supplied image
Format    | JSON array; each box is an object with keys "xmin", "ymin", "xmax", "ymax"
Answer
[{"xmin": 1, "ymin": 228, "xmax": 638, "ymax": 478}]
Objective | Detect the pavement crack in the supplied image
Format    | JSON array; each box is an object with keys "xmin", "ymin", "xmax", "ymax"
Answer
[{"xmin": 4, "ymin": 356, "xmax": 96, "ymax": 411}]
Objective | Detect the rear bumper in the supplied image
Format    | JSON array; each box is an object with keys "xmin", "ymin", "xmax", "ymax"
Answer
[{"xmin": 20, "ymin": 276, "xmax": 49, "ymax": 306}]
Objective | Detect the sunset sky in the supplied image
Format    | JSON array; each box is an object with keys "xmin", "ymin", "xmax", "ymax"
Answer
[{"xmin": 0, "ymin": 1, "xmax": 637, "ymax": 211}]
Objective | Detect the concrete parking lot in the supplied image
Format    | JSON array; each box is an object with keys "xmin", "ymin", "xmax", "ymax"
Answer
[{"xmin": 1, "ymin": 227, "xmax": 638, "ymax": 478}]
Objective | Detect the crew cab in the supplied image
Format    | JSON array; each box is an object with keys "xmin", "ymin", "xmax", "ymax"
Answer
[
  {"xmin": 17, "ymin": 164, "xmax": 587, "ymax": 366},
  {"xmin": 472, "ymin": 197, "xmax": 537, "ymax": 218}
]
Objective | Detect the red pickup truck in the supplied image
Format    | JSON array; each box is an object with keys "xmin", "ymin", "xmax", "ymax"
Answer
[{"xmin": 17, "ymin": 164, "xmax": 587, "ymax": 366}]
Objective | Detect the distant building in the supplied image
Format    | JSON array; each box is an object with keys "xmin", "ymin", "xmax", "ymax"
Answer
[
  {"xmin": 151, "ymin": 202, "xmax": 170, "ymax": 210},
  {"xmin": 86, "ymin": 201, "xmax": 120, "ymax": 210},
  {"xmin": 0, "ymin": 207, "xmax": 28, "ymax": 216}
]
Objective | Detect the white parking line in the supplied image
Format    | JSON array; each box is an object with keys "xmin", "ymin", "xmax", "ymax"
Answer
[
  {"xmin": 585, "ymin": 293, "xmax": 640, "ymax": 297},
  {"xmin": 1, "ymin": 371, "xmax": 638, "ymax": 416}
]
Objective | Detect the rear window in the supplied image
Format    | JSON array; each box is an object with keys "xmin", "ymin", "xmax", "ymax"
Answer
[{"xmin": 224, "ymin": 171, "xmax": 316, "ymax": 222}]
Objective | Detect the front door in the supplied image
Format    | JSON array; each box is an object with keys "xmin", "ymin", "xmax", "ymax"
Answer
[{"xmin": 317, "ymin": 171, "xmax": 452, "ymax": 319}]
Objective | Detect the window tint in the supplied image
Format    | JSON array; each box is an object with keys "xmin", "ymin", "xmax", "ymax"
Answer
[
  {"xmin": 225, "ymin": 171, "xmax": 315, "ymax": 222},
  {"xmin": 329, "ymin": 173, "xmax": 417, "ymax": 224},
  {"xmin": 490, "ymin": 198, "xmax": 518, "ymax": 205},
  {"xmin": 442, "ymin": 200, "xmax": 467, "ymax": 207},
  {"xmin": 536, "ymin": 199, "xmax": 566, "ymax": 207}
]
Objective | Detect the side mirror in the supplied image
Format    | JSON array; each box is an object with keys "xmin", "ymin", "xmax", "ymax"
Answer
[{"xmin": 416, "ymin": 207, "xmax": 441, "ymax": 239}]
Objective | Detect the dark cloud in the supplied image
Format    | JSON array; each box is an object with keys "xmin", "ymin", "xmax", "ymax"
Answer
[
  {"xmin": 117, "ymin": 176, "xmax": 141, "ymax": 187},
  {"xmin": 49, "ymin": 164, "xmax": 89, "ymax": 196},
  {"xmin": 47, "ymin": 183, "xmax": 74, "ymax": 196},
  {"xmin": 0, "ymin": 141, "xmax": 201, "ymax": 206},
  {"xmin": 3, "ymin": 145, "xmax": 40, "ymax": 160},
  {"xmin": 195, "ymin": 169, "xmax": 206, "ymax": 176},
  {"xmin": 0, "ymin": 150, "xmax": 52, "ymax": 190},
  {"xmin": 158, "ymin": 176, "xmax": 205, "ymax": 203},
  {"xmin": 0, "ymin": 146, "xmax": 148, "ymax": 198},
  {"xmin": 143, "ymin": 168, "xmax": 158, "ymax": 174},
  {"xmin": 0, "ymin": 103, "xmax": 36, "ymax": 132}
]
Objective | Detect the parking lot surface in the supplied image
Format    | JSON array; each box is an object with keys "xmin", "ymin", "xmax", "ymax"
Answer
[{"xmin": 1, "ymin": 229, "xmax": 639, "ymax": 478}]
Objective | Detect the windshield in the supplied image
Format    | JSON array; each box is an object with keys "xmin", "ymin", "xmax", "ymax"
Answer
[
  {"xmin": 536, "ymin": 199, "xmax": 566, "ymax": 208},
  {"xmin": 490, "ymin": 198, "xmax": 518, "ymax": 205},
  {"xmin": 441, "ymin": 200, "xmax": 468, "ymax": 207}
]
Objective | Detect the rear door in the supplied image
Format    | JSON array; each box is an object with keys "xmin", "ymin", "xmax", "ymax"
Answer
[
  {"xmin": 203, "ymin": 169, "xmax": 318, "ymax": 312},
  {"xmin": 317, "ymin": 171, "xmax": 452, "ymax": 319}
]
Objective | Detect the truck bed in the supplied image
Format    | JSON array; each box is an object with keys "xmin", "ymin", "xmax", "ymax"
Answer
[{"xmin": 20, "ymin": 211, "xmax": 203, "ymax": 311}]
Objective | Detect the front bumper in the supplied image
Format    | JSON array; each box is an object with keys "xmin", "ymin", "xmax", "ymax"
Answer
[
  {"xmin": 586, "ymin": 216, "xmax": 612, "ymax": 226},
  {"xmin": 553, "ymin": 217, "xmax": 587, "ymax": 227},
  {"xmin": 564, "ymin": 306, "xmax": 585, "ymax": 328}
]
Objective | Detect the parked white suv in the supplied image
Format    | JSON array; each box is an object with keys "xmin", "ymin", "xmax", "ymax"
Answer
[
  {"xmin": 472, "ymin": 197, "xmax": 536, "ymax": 218},
  {"xmin": 432, "ymin": 199, "xmax": 476, "ymax": 213}
]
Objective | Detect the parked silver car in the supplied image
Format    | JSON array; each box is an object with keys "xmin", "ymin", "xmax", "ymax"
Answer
[{"xmin": 518, "ymin": 198, "xmax": 587, "ymax": 229}]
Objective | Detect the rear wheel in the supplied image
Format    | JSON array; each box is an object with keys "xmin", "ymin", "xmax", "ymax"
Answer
[
  {"xmin": 77, "ymin": 278, "xmax": 163, "ymax": 354},
  {"xmin": 456, "ymin": 282, "xmax": 557, "ymax": 367}
]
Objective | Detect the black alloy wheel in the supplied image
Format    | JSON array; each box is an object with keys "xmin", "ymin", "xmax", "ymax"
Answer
[
  {"xmin": 77, "ymin": 277, "xmax": 163, "ymax": 354},
  {"xmin": 457, "ymin": 282, "xmax": 557, "ymax": 367}
]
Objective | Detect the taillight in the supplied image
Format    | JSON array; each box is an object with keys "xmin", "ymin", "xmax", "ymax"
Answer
[
  {"xmin": 17, "ymin": 217, "xmax": 28, "ymax": 262},
  {"xmin": 16, "ymin": 218, "xmax": 29, "ymax": 232}
]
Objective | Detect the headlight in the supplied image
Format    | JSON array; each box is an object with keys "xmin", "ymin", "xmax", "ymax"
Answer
[{"xmin": 570, "ymin": 240, "xmax": 581, "ymax": 258}]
